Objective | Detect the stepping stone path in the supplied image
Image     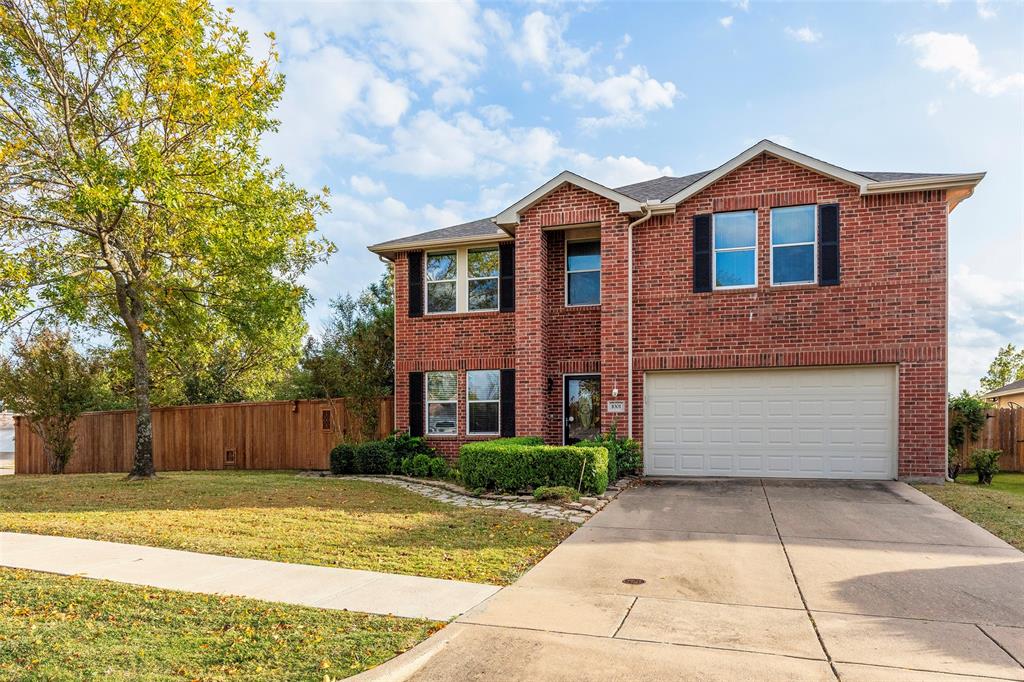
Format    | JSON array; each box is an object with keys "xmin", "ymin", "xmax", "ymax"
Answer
[{"xmin": 298, "ymin": 472, "xmax": 638, "ymax": 525}]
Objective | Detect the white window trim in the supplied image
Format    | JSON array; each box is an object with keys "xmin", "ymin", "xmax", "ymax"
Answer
[
  {"xmin": 466, "ymin": 369, "xmax": 500, "ymax": 436},
  {"xmin": 565, "ymin": 237, "xmax": 601, "ymax": 307},
  {"xmin": 424, "ymin": 251, "xmax": 457, "ymax": 315},
  {"xmin": 424, "ymin": 244, "xmax": 503, "ymax": 315},
  {"xmin": 712, "ymin": 210, "xmax": 758, "ymax": 291},
  {"xmin": 425, "ymin": 371, "xmax": 458, "ymax": 436},
  {"xmin": 467, "ymin": 247, "xmax": 500, "ymax": 313},
  {"xmin": 770, "ymin": 205, "xmax": 818, "ymax": 286}
]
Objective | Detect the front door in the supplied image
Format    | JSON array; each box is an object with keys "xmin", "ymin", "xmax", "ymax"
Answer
[{"xmin": 564, "ymin": 375, "xmax": 601, "ymax": 444}]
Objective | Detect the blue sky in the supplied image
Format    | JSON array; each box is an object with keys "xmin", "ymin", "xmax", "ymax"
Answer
[{"xmin": 228, "ymin": 0, "xmax": 1023, "ymax": 393}]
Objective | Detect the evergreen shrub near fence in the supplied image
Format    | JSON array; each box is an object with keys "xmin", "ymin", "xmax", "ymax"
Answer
[{"xmin": 329, "ymin": 433, "xmax": 449, "ymax": 480}]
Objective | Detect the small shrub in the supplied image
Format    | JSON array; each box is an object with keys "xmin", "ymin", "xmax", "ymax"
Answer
[
  {"xmin": 577, "ymin": 425, "xmax": 642, "ymax": 481},
  {"xmin": 329, "ymin": 443, "xmax": 357, "ymax": 474},
  {"xmin": 615, "ymin": 437, "xmax": 642, "ymax": 476},
  {"xmin": 459, "ymin": 440, "xmax": 609, "ymax": 494},
  {"xmin": 385, "ymin": 431, "xmax": 435, "ymax": 472},
  {"xmin": 400, "ymin": 457, "xmax": 414, "ymax": 476},
  {"xmin": 428, "ymin": 456, "xmax": 450, "ymax": 479},
  {"xmin": 970, "ymin": 448, "xmax": 1001, "ymax": 485},
  {"xmin": 353, "ymin": 441, "xmax": 392, "ymax": 475},
  {"xmin": 948, "ymin": 444, "xmax": 961, "ymax": 480},
  {"xmin": 533, "ymin": 486, "xmax": 580, "ymax": 502},
  {"xmin": 948, "ymin": 392, "xmax": 990, "ymax": 467},
  {"xmin": 410, "ymin": 453, "xmax": 432, "ymax": 477}
]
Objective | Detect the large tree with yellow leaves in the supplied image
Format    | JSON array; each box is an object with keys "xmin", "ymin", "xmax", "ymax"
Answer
[{"xmin": 0, "ymin": 0, "xmax": 332, "ymax": 477}]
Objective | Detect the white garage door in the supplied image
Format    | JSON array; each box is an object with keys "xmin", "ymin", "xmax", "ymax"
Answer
[{"xmin": 644, "ymin": 366, "xmax": 897, "ymax": 479}]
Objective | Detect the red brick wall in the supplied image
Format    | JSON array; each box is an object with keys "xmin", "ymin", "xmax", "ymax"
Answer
[
  {"xmin": 391, "ymin": 153, "xmax": 949, "ymax": 478},
  {"xmin": 631, "ymin": 153, "xmax": 947, "ymax": 479}
]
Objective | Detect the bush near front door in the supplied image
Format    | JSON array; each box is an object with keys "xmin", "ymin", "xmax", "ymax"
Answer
[{"xmin": 459, "ymin": 439, "xmax": 609, "ymax": 494}]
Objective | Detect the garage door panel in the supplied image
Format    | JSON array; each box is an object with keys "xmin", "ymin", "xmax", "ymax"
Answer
[{"xmin": 644, "ymin": 367, "xmax": 896, "ymax": 480}]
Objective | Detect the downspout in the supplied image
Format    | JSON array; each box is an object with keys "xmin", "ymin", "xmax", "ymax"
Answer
[{"xmin": 626, "ymin": 205, "xmax": 653, "ymax": 442}]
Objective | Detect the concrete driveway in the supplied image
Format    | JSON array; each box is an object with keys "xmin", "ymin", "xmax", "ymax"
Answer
[{"xmin": 361, "ymin": 479, "xmax": 1024, "ymax": 681}]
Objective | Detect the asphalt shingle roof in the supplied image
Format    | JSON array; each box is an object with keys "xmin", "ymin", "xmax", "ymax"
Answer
[
  {"xmin": 985, "ymin": 378, "xmax": 1024, "ymax": 397},
  {"xmin": 368, "ymin": 167, "xmax": 967, "ymax": 253}
]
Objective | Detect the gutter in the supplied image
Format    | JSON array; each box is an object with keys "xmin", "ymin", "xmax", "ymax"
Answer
[{"xmin": 626, "ymin": 203, "xmax": 655, "ymax": 442}]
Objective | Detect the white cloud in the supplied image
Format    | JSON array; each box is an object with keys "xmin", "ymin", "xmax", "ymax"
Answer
[
  {"xmin": 720, "ymin": 16, "xmax": 735, "ymax": 28},
  {"xmin": 386, "ymin": 110, "xmax": 560, "ymax": 178},
  {"xmin": 508, "ymin": 11, "xmax": 590, "ymax": 71},
  {"xmin": 976, "ymin": 0, "xmax": 997, "ymax": 20},
  {"xmin": 567, "ymin": 153, "xmax": 674, "ymax": 189},
  {"xmin": 560, "ymin": 66, "xmax": 679, "ymax": 130},
  {"xmin": 230, "ymin": 1, "xmax": 486, "ymax": 87},
  {"xmin": 262, "ymin": 46, "xmax": 410, "ymax": 182},
  {"xmin": 902, "ymin": 32, "xmax": 1024, "ymax": 96},
  {"xmin": 615, "ymin": 34, "xmax": 632, "ymax": 60},
  {"xmin": 948, "ymin": 265, "xmax": 1024, "ymax": 392},
  {"xmin": 728, "ymin": 0, "xmax": 751, "ymax": 11},
  {"xmin": 927, "ymin": 99, "xmax": 941, "ymax": 116},
  {"xmin": 479, "ymin": 104, "xmax": 513, "ymax": 127},
  {"xmin": 785, "ymin": 26, "xmax": 822, "ymax": 44},
  {"xmin": 349, "ymin": 175, "xmax": 388, "ymax": 196},
  {"xmin": 433, "ymin": 84, "xmax": 474, "ymax": 108}
]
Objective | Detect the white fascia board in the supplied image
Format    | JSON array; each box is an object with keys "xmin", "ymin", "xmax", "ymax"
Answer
[
  {"xmin": 494, "ymin": 171, "xmax": 643, "ymax": 227},
  {"xmin": 367, "ymin": 231, "xmax": 510, "ymax": 258},
  {"xmin": 661, "ymin": 140, "xmax": 872, "ymax": 206},
  {"xmin": 862, "ymin": 172, "xmax": 986, "ymax": 194}
]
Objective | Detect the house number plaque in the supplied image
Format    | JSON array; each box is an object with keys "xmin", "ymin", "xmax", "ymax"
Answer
[{"xmin": 606, "ymin": 400, "xmax": 626, "ymax": 413}]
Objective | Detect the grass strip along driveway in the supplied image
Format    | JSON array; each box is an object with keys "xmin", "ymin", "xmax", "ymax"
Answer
[
  {"xmin": 0, "ymin": 567, "xmax": 439, "ymax": 681},
  {"xmin": 0, "ymin": 471, "xmax": 573, "ymax": 585},
  {"xmin": 916, "ymin": 472, "xmax": 1024, "ymax": 550}
]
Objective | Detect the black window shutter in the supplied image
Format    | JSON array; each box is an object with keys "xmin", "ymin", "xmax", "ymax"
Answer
[
  {"xmin": 499, "ymin": 242, "xmax": 515, "ymax": 312},
  {"xmin": 818, "ymin": 204, "xmax": 840, "ymax": 286},
  {"xmin": 499, "ymin": 369, "xmax": 515, "ymax": 437},
  {"xmin": 408, "ymin": 372, "xmax": 424, "ymax": 437},
  {"xmin": 693, "ymin": 214, "xmax": 713, "ymax": 293},
  {"xmin": 407, "ymin": 252, "xmax": 423, "ymax": 317}
]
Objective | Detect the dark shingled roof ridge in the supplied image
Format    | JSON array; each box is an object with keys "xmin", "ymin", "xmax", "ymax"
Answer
[
  {"xmin": 369, "ymin": 167, "xmax": 966, "ymax": 251},
  {"xmin": 985, "ymin": 378, "xmax": 1024, "ymax": 397}
]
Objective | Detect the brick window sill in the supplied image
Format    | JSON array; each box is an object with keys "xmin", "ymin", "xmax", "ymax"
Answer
[{"xmin": 419, "ymin": 310, "xmax": 509, "ymax": 320}]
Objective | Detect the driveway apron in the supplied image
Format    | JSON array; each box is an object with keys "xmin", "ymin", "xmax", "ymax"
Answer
[{"xmin": 358, "ymin": 478, "xmax": 1024, "ymax": 681}]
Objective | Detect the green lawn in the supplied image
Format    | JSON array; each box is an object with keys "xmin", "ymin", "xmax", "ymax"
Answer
[
  {"xmin": 916, "ymin": 472, "xmax": 1024, "ymax": 551},
  {"xmin": 0, "ymin": 567, "xmax": 438, "ymax": 681},
  {"xmin": 0, "ymin": 471, "xmax": 573, "ymax": 585}
]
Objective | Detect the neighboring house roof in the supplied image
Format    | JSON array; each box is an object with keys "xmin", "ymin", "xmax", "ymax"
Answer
[
  {"xmin": 368, "ymin": 139, "xmax": 984, "ymax": 257},
  {"xmin": 984, "ymin": 378, "xmax": 1024, "ymax": 399}
]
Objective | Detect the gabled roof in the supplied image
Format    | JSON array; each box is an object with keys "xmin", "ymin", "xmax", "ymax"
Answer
[
  {"xmin": 984, "ymin": 378, "xmax": 1024, "ymax": 399},
  {"xmin": 493, "ymin": 171, "xmax": 644, "ymax": 228},
  {"xmin": 368, "ymin": 139, "xmax": 984, "ymax": 257}
]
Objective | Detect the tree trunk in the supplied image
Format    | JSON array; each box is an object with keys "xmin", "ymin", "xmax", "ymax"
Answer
[
  {"xmin": 108, "ymin": 262, "xmax": 156, "ymax": 479},
  {"xmin": 126, "ymin": 314, "xmax": 155, "ymax": 478}
]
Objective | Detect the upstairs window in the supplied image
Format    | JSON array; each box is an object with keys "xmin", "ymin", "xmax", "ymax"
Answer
[
  {"xmin": 467, "ymin": 370, "xmax": 500, "ymax": 434},
  {"xmin": 566, "ymin": 239, "xmax": 601, "ymax": 306},
  {"xmin": 713, "ymin": 210, "xmax": 757, "ymax": 289},
  {"xmin": 426, "ymin": 371, "xmax": 457, "ymax": 435},
  {"xmin": 771, "ymin": 205, "xmax": 817, "ymax": 285},
  {"xmin": 425, "ymin": 252, "xmax": 456, "ymax": 313},
  {"xmin": 468, "ymin": 248, "xmax": 499, "ymax": 311}
]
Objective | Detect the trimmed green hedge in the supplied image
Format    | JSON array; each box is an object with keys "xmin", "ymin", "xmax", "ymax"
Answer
[{"xmin": 459, "ymin": 440, "xmax": 609, "ymax": 494}]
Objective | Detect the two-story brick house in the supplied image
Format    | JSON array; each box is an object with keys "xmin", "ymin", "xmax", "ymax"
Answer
[{"xmin": 369, "ymin": 140, "xmax": 983, "ymax": 481}]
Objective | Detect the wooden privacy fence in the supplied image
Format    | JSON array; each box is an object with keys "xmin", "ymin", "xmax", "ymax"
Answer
[
  {"xmin": 14, "ymin": 398, "xmax": 394, "ymax": 475},
  {"xmin": 950, "ymin": 406, "xmax": 1024, "ymax": 473}
]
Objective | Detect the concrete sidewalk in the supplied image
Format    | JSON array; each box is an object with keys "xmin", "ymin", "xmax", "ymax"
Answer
[{"xmin": 0, "ymin": 532, "xmax": 499, "ymax": 621}]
